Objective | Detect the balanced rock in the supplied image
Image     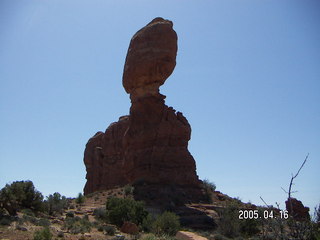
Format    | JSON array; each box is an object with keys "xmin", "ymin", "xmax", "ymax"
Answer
[
  {"xmin": 84, "ymin": 17, "xmax": 204, "ymax": 204},
  {"xmin": 123, "ymin": 17, "xmax": 177, "ymax": 100}
]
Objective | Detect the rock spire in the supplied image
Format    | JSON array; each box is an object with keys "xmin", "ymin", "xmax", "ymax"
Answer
[{"xmin": 84, "ymin": 17, "xmax": 204, "ymax": 204}]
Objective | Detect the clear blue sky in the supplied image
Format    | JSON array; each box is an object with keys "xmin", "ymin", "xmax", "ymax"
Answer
[{"xmin": 1, "ymin": 0, "xmax": 319, "ymax": 214}]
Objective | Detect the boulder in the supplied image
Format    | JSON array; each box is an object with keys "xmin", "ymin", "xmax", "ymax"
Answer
[
  {"xmin": 123, "ymin": 17, "xmax": 177, "ymax": 100},
  {"xmin": 285, "ymin": 197, "xmax": 310, "ymax": 221},
  {"xmin": 120, "ymin": 221, "xmax": 139, "ymax": 235}
]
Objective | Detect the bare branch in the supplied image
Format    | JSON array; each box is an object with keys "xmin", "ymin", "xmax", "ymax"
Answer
[
  {"xmin": 281, "ymin": 187, "xmax": 288, "ymax": 194},
  {"xmin": 288, "ymin": 153, "xmax": 309, "ymax": 199},
  {"xmin": 293, "ymin": 153, "xmax": 308, "ymax": 179},
  {"xmin": 260, "ymin": 196, "xmax": 271, "ymax": 208}
]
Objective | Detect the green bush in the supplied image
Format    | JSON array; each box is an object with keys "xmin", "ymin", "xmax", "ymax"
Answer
[
  {"xmin": 124, "ymin": 185, "xmax": 134, "ymax": 196},
  {"xmin": 104, "ymin": 225, "xmax": 116, "ymax": 235},
  {"xmin": 93, "ymin": 207, "xmax": 107, "ymax": 221},
  {"xmin": 21, "ymin": 208, "xmax": 36, "ymax": 216},
  {"xmin": 203, "ymin": 179, "xmax": 216, "ymax": 203},
  {"xmin": 217, "ymin": 203, "xmax": 240, "ymax": 238},
  {"xmin": 66, "ymin": 211, "xmax": 75, "ymax": 218},
  {"xmin": 203, "ymin": 179, "xmax": 216, "ymax": 192},
  {"xmin": 0, "ymin": 180, "xmax": 44, "ymax": 215},
  {"xmin": 106, "ymin": 197, "xmax": 148, "ymax": 227},
  {"xmin": 37, "ymin": 218, "xmax": 50, "ymax": 227},
  {"xmin": 33, "ymin": 227, "xmax": 52, "ymax": 240},
  {"xmin": 142, "ymin": 214, "xmax": 156, "ymax": 232},
  {"xmin": 75, "ymin": 193, "xmax": 85, "ymax": 205},
  {"xmin": 0, "ymin": 214, "xmax": 15, "ymax": 225},
  {"xmin": 140, "ymin": 233, "xmax": 157, "ymax": 240},
  {"xmin": 240, "ymin": 218, "xmax": 260, "ymax": 237},
  {"xmin": 315, "ymin": 204, "xmax": 320, "ymax": 223},
  {"xmin": 64, "ymin": 215, "xmax": 91, "ymax": 234},
  {"xmin": 44, "ymin": 192, "xmax": 68, "ymax": 216},
  {"xmin": 22, "ymin": 214, "xmax": 38, "ymax": 224},
  {"xmin": 152, "ymin": 211, "xmax": 180, "ymax": 236}
]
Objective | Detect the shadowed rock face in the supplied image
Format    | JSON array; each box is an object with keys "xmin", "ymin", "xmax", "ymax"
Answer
[
  {"xmin": 285, "ymin": 197, "xmax": 310, "ymax": 221},
  {"xmin": 84, "ymin": 18, "xmax": 203, "ymax": 203}
]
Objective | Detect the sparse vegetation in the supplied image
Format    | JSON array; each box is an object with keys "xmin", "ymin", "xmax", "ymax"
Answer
[
  {"xmin": 66, "ymin": 211, "xmax": 75, "ymax": 218},
  {"xmin": 43, "ymin": 192, "xmax": 68, "ymax": 216},
  {"xmin": 33, "ymin": 227, "xmax": 52, "ymax": 240},
  {"xmin": 203, "ymin": 179, "xmax": 216, "ymax": 203},
  {"xmin": 152, "ymin": 211, "xmax": 180, "ymax": 236},
  {"xmin": 203, "ymin": 179, "xmax": 216, "ymax": 192},
  {"xmin": 75, "ymin": 193, "xmax": 85, "ymax": 206},
  {"xmin": 217, "ymin": 203, "xmax": 240, "ymax": 238},
  {"xmin": 0, "ymin": 179, "xmax": 319, "ymax": 240},
  {"xmin": 140, "ymin": 233, "xmax": 158, "ymax": 240},
  {"xmin": 142, "ymin": 214, "xmax": 156, "ymax": 232},
  {"xmin": 64, "ymin": 214, "xmax": 91, "ymax": 234},
  {"xmin": 124, "ymin": 184, "xmax": 134, "ymax": 196},
  {"xmin": 104, "ymin": 225, "xmax": 116, "ymax": 235},
  {"xmin": 93, "ymin": 207, "xmax": 107, "ymax": 221},
  {"xmin": 0, "ymin": 214, "xmax": 15, "ymax": 226}
]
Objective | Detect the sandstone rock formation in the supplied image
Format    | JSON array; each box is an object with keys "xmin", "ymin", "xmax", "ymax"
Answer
[
  {"xmin": 84, "ymin": 17, "xmax": 204, "ymax": 204},
  {"xmin": 120, "ymin": 221, "xmax": 139, "ymax": 235},
  {"xmin": 285, "ymin": 197, "xmax": 310, "ymax": 221}
]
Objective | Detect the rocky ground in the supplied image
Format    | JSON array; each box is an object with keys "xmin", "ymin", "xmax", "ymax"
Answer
[{"xmin": 0, "ymin": 187, "xmax": 251, "ymax": 240}]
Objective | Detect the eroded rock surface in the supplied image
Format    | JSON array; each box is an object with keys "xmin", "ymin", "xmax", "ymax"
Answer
[
  {"xmin": 285, "ymin": 197, "xmax": 310, "ymax": 221},
  {"xmin": 123, "ymin": 17, "xmax": 177, "ymax": 100},
  {"xmin": 84, "ymin": 17, "xmax": 204, "ymax": 203}
]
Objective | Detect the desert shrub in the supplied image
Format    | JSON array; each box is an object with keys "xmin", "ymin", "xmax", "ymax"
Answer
[
  {"xmin": 106, "ymin": 197, "xmax": 148, "ymax": 227},
  {"xmin": 69, "ymin": 204, "xmax": 75, "ymax": 209},
  {"xmin": 21, "ymin": 208, "xmax": 36, "ymax": 216},
  {"xmin": 240, "ymin": 218, "xmax": 260, "ymax": 237},
  {"xmin": 203, "ymin": 179, "xmax": 216, "ymax": 203},
  {"xmin": 104, "ymin": 225, "xmax": 116, "ymax": 235},
  {"xmin": 140, "ymin": 233, "xmax": 157, "ymax": 240},
  {"xmin": 217, "ymin": 203, "xmax": 240, "ymax": 238},
  {"xmin": 214, "ymin": 234, "xmax": 230, "ymax": 240},
  {"xmin": 64, "ymin": 215, "xmax": 91, "ymax": 234},
  {"xmin": 33, "ymin": 227, "xmax": 52, "ymax": 240},
  {"xmin": 93, "ymin": 207, "xmax": 107, "ymax": 221},
  {"xmin": 37, "ymin": 218, "xmax": 50, "ymax": 227},
  {"xmin": 152, "ymin": 211, "xmax": 180, "ymax": 236},
  {"xmin": 0, "ymin": 214, "xmax": 15, "ymax": 225},
  {"xmin": 0, "ymin": 180, "xmax": 44, "ymax": 215},
  {"xmin": 22, "ymin": 214, "xmax": 38, "ymax": 224},
  {"xmin": 57, "ymin": 231, "xmax": 64, "ymax": 238},
  {"xmin": 75, "ymin": 193, "xmax": 85, "ymax": 205},
  {"xmin": 66, "ymin": 211, "xmax": 75, "ymax": 218},
  {"xmin": 124, "ymin": 185, "xmax": 134, "ymax": 196},
  {"xmin": 97, "ymin": 224, "xmax": 115, "ymax": 234},
  {"xmin": 142, "ymin": 214, "xmax": 156, "ymax": 232},
  {"xmin": 203, "ymin": 179, "xmax": 216, "ymax": 192},
  {"xmin": 44, "ymin": 192, "xmax": 68, "ymax": 216}
]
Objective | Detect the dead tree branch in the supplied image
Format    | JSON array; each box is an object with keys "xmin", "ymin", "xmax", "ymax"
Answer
[{"xmin": 287, "ymin": 153, "xmax": 309, "ymax": 199}]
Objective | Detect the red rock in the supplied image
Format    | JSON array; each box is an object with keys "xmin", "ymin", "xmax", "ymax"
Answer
[
  {"xmin": 83, "ymin": 18, "xmax": 204, "ymax": 203},
  {"xmin": 120, "ymin": 221, "xmax": 139, "ymax": 235},
  {"xmin": 285, "ymin": 197, "xmax": 310, "ymax": 221},
  {"xmin": 123, "ymin": 17, "xmax": 177, "ymax": 100},
  {"xmin": 84, "ymin": 116, "xmax": 129, "ymax": 194}
]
